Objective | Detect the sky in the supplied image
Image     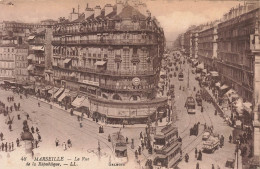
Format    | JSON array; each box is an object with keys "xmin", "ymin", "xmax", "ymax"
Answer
[{"xmin": 0, "ymin": 0, "xmax": 242, "ymax": 41}]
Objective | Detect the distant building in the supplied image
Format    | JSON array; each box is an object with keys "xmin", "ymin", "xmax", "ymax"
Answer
[
  {"xmin": 0, "ymin": 44, "xmax": 16, "ymax": 80},
  {"xmin": 15, "ymin": 44, "xmax": 29, "ymax": 82}
]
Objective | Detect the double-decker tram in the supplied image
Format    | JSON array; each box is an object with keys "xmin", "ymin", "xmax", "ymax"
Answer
[
  {"xmin": 153, "ymin": 124, "xmax": 182, "ymax": 168},
  {"xmin": 185, "ymin": 96, "xmax": 196, "ymax": 114},
  {"xmin": 111, "ymin": 129, "xmax": 128, "ymax": 163}
]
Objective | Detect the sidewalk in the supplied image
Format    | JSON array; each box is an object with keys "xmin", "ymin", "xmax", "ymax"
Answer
[
  {"xmin": 201, "ymin": 86, "xmax": 243, "ymax": 168},
  {"xmin": 33, "ymin": 96, "xmax": 171, "ymax": 129}
]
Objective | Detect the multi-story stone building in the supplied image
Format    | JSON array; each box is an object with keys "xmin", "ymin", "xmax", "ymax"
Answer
[
  {"xmin": 15, "ymin": 44, "xmax": 29, "ymax": 82},
  {"xmin": 51, "ymin": 2, "xmax": 166, "ymax": 124},
  {"xmin": 216, "ymin": 4, "xmax": 259, "ymax": 103},
  {"xmin": 0, "ymin": 44, "xmax": 16, "ymax": 80},
  {"xmin": 198, "ymin": 22, "xmax": 218, "ymax": 71}
]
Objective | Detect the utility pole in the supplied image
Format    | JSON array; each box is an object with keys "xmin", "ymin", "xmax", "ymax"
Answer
[{"xmin": 187, "ymin": 67, "xmax": 190, "ymax": 89}]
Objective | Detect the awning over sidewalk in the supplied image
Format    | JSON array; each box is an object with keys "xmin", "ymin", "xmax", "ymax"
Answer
[
  {"xmin": 80, "ymin": 98, "xmax": 90, "ymax": 108},
  {"xmin": 58, "ymin": 89, "xmax": 70, "ymax": 102},
  {"xmin": 28, "ymin": 36, "xmax": 35, "ymax": 40},
  {"xmin": 27, "ymin": 54, "xmax": 35, "ymax": 60},
  {"xmin": 48, "ymin": 87, "xmax": 59, "ymax": 95},
  {"xmin": 210, "ymin": 71, "xmax": 219, "ymax": 77},
  {"xmin": 32, "ymin": 46, "xmax": 44, "ymax": 51},
  {"xmin": 27, "ymin": 65, "xmax": 34, "ymax": 71},
  {"xmin": 202, "ymin": 69, "xmax": 207, "ymax": 73},
  {"xmin": 220, "ymin": 84, "xmax": 229, "ymax": 90},
  {"xmin": 94, "ymin": 61, "xmax": 106, "ymax": 66},
  {"xmin": 196, "ymin": 63, "xmax": 204, "ymax": 69},
  {"xmin": 23, "ymin": 85, "xmax": 34, "ymax": 90},
  {"xmin": 234, "ymin": 99, "xmax": 243, "ymax": 115},
  {"xmin": 71, "ymin": 96, "xmax": 85, "ymax": 107},
  {"xmin": 243, "ymin": 102, "xmax": 252, "ymax": 113},
  {"xmin": 53, "ymin": 88, "xmax": 64, "ymax": 98},
  {"xmin": 215, "ymin": 82, "xmax": 221, "ymax": 87},
  {"xmin": 63, "ymin": 58, "xmax": 71, "ymax": 64}
]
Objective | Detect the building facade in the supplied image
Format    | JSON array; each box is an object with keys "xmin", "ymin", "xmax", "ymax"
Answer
[
  {"xmin": 51, "ymin": 2, "xmax": 166, "ymax": 124},
  {"xmin": 15, "ymin": 44, "xmax": 29, "ymax": 82},
  {"xmin": 0, "ymin": 44, "xmax": 16, "ymax": 80},
  {"xmin": 198, "ymin": 23, "xmax": 218, "ymax": 71}
]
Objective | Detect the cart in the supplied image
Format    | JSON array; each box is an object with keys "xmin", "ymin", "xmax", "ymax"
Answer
[{"xmin": 202, "ymin": 135, "xmax": 220, "ymax": 153}]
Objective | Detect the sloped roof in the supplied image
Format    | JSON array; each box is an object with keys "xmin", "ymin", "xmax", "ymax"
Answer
[{"xmin": 113, "ymin": 5, "xmax": 146, "ymax": 20}]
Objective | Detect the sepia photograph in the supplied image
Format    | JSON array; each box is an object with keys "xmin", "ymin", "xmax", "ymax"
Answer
[{"xmin": 0, "ymin": 0, "xmax": 260, "ymax": 168}]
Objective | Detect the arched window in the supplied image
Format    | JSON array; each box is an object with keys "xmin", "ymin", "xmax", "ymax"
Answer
[
  {"xmin": 130, "ymin": 95, "xmax": 140, "ymax": 101},
  {"xmin": 112, "ymin": 94, "xmax": 122, "ymax": 100},
  {"xmin": 102, "ymin": 94, "xmax": 108, "ymax": 99}
]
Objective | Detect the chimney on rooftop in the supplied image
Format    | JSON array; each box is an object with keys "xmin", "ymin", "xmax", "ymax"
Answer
[
  {"xmin": 105, "ymin": 4, "xmax": 113, "ymax": 16},
  {"xmin": 85, "ymin": 4, "xmax": 94, "ymax": 19},
  {"xmin": 94, "ymin": 6, "xmax": 101, "ymax": 18},
  {"xmin": 117, "ymin": 2, "xmax": 123, "ymax": 15}
]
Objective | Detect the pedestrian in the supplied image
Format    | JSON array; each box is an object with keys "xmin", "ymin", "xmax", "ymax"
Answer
[
  {"xmin": 35, "ymin": 140, "xmax": 38, "ymax": 148},
  {"xmin": 80, "ymin": 122, "xmax": 82, "ymax": 128},
  {"xmin": 38, "ymin": 134, "xmax": 41, "ymax": 141},
  {"xmin": 38, "ymin": 102, "xmax": 40, "ymax": 107},
  {"xmin": 126, "ymin": 137, "xmax": 128, "ymax": 144},
  {"xmin": 138, "ymin": 146, "xmax": 141, "ymax": 155},
  {"xmin": 197, "ymin": 150, "xmax": 202, "ymax": 160},
  {"xmin": 16, "ymin": 138, "xmax": 20, "ymax": 147},
  {"xmin": 8, "ymin": 143, "xmax": 11, "ymax": 152},
  {"xmin": 212, "ymin": 164, "xmax": 215, "ymax": 169},
  {"xmin": 185, "ymin": 153, "xmax": 189, "ymax": 162},
  {"xmin": 62, "ymin": 142, "xmax": 67, "ymax": 151},
  {"xmin": 9, "ymin": 124, "xmax": 12, "ymax": 131},
  {"xmin": 196, "ymin": 162, "xmax": 200, "ymax": 169},
  {"xmin": 31, "ymin": 126, "xmax": 34, "ymax": 133},
  {"xmin": 108, "ymin": 134, "xmax": 111, "ymax": 142},
  {"xmin": 195, "ymin": 148, "xmax": 198, "ymax": 158},
  {"xmin": 135, "ymin": 150, "xmax": 138, "ymax": 159},
  {"xmin": 1, "ymin": 142, "xmax": 4, "ymax": 151},
  {"xmin": 36, "ymin": 127, "xmax": 39, "ymax": 133},
  {"xmin": 67, "ymin": 139, "xmax": 72, "ymax": 148},
  {"xmin": 55, "ymin": 138, "xmax": 59, "ymax": 147},
  {"xmin": 17, "ymin": 114, "xmax": 20, "ymax": 120},
  {"xmin": 0, "ymin": 132, "xmax": 3, "ymax": 140},
  {"xmin": 215, "ymin": 110, "xmax": 217, "ymax": 116},
  {"xmin": 140, "ymin": 132, "xmax": 143, "ymax": 139},
  {"xmin": 26, "ymin": 114, "xmax": 29, "ymax": 120},
  {"xmin": 11, "ymin": 142, "xmax": 14, "ymax": 151},
  {"xmin": 5, "ymin": 142, "xmax": 7, "ymax": 152}
]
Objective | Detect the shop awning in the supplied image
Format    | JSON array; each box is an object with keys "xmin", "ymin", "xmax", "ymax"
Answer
[
  {"xmin": 48, "ymin": 87, "xmax": 59, "ymax": 95},
  {"xmin": 202, "ymin": 69, "xmax": 207, "ymax": 73},
  {"xmin": 28, "ymin": 36, "xmax": 35, "ymax": 40},
  {"xmin": 220, "ymin": 84, "xmax": 229, "ymax": 90},
  {"xmin": 23, "ymin": 85, "xmax": 34, "ymax": 89},
  {"xmin": 64, "ymin": 58, "xmax": 71, "ymax": 64},
  {"xmin": 53, "ymin": 88, "xmax": 64, "ymax": 98},
  {"xmin": 27, "ymin": 54, "xmax": 35, "ymax": 60},
  {"xmin": 94, "ymin": 61, "xmax": 106, "ymax": 66},
  {"xmin": 235, "ymin": 99, "xmax": 243, "ymax": 115},
  {"xmin": 32, "ymin": 46, "xmax": 44, "ymax": 51},
  {"xmin": 196, "ymin": 63, "xmax": 204, "ymax": 69},
  {"xmin": 72, "ymin": 96, "xmax": 85, "ymax": 107},
  {"xmin": 27, "ymin": 65, "xmax": 34, "ymax": 71},
  {"xmin": 58, "ymin": 89, "xmax": 70, "ymax": 102},
  {"xmin": 69, "ymin": 91, "xmax": 78, "ymax": 99},
  {"xmin": 210, "ymin": 71, "xmax": 219, "ymax": 77},
  {"xmin": 80, "ymin": 98, "xmax": 90, "ymax": 108},
  {"xmin": 243, "ymin": 102, "xmax": 252, "ymax": 112},
  {"xmin": 215, "ymin": 82, "xmax": 221, "ymax": 87},
  {"xmin": 225, "ymin": 89, "xmax": 236, "ymax": 96}
]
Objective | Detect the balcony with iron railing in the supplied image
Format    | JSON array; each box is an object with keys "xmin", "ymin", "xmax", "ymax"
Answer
[
  {"xmin": 53, "ymin": 25, "xmax": 156, "ymax": 36},
  {"xmin": 52, "ymin": 64, "xmax": 156, "ymax": 77},
  {"xmin": 52, "ymin": 39, "xmax": 157, "ymax": 46}
]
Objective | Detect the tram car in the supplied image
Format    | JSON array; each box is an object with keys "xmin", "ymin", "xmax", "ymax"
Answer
[
  {"xmin": 190, "ymin": 123, "xmax": 199, "ymax": 136},
  {"xmin": 185, "ymin": 96, "xmax": 196, "ymax": 114},
  {"xmin": 202, "ymin": 135, "xmax": 220, "ymax": 153},
  {"xmin": 195, "ymin": 92, "xmax": 202, "ymax": 106},
  {"xmin": 153, "ymin": 124, "xmax": 182, "ymax": 168},
  {"xmin": 178, "ymin": 71, "xmax": 184, "ymax": 81},
  {"xmin": 111, "ymin": 130, "xmax": 128, "ymax": 163}
]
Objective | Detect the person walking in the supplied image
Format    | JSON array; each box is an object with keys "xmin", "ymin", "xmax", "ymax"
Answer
[
  {"xmin": 212, "ymin": 164, "xmax": 215, "ymax": 169},
  {"xmin": 36, "ymin": 127, "xmax": 39, "ymax": 133},
  {"xmin": 196, "ymin": 162, "xmax": 200, "ymax": 169},
  {"xmin": 195, "ymin": 148, "xmax": 198, "ymax": 158},
  {"xmin": 11, "ymin": 142, "xmax": 14, "ymax": 151},
  {"xmin": 67, "ymin": 139, "xmax": 72, "ymax": 148},
  {"xmin": 16, "ymin": 138, "xmax": 20, "ymax": 147},
  {"xmin": 55, "ymin": 138, "xmax": 59, "ymax": 147},
  {"xmin": 62, "ymin": 142, "xmax": 67, "ymax": 151}
]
